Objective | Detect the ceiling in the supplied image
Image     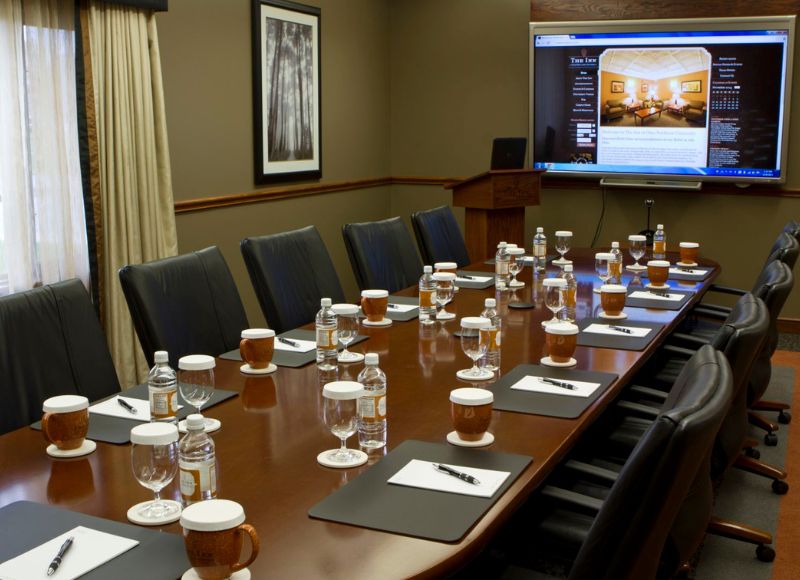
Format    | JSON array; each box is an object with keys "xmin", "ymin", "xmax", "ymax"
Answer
[{"xmin": 599, "ymin": 48, "xmax": 710, "ymax": 80}]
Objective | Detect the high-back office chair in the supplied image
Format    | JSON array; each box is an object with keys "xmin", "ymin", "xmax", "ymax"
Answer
[
  {"xmin": 496, "ymin": 345, "xmax": 731, "ymax": 580},
  {"xmin": 410, "ymin": 205, "xmax": 471, "ymax": 267},
  {"xmin": 342, "ymin": 217, "xmax": 423, "ymax": 293},
  {"xmin": 240, "ymin": 226, "xmax": 346, "ymax": 334},
  {"xmin": 0, "ymin": 280, "xmax": 121, "ymax": 435},
  {"xmin": 119, "ymin": 246, "xmax": 249, "ymax": 367}
]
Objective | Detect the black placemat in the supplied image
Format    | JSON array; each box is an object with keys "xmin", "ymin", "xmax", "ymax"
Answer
[
  {"xmin": 220, "ymin": 329, "xmax": 369, "ymax": 368},
  {"xmin": 358, "ymin": 295, "xmax": 419, "ymax": 322},
  {"xmin": 638, "ymin": 267, "xmax": 713, "ymax": 282},
  {"xmin": 308, "ymin": 440, "xmax": 532, "ymax": 542},
  {"xmin": 30, "ymin": 384, "xmax": 238, "ymax": 445},
  {"xmin": 576, "ymin": 318, "xmax": 665, "ymax": 351},
  {"xmin": 0, "ymin": 501, "xmax": 189, "ymax": 579},
  {"xmin": 625, "ymin": 287, "xmax": 692, "ymax": 311},
  {"xmin": 455, "ymin": 270, "xmax": 495, "ymax": 289},
  {"xmin": 488, "ymin": 364, "xmax": 618, "ymax": 419}
]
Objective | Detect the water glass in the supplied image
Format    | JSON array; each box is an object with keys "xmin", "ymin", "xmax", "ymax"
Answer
[
  {"xmin": 130, "ymin": 423, "xmax": 179, "ymax": 520},
  {"xmin": 555, "ymin": 231, "xmax": 573, "ymax": 263},
  {"xmin": 628, "ymin": 235, "xmax": 647, "ymax": 269},
  {"xmin": 542, "ymin": 278, "xmax": 566, "ymax": 326},
  {"xmin": 594, "ymin": 252, "xmax": 613, "ymax": 293},
  {"xmin": 178, "ymin": 355, "xmax": 215, "ymax": 429}
]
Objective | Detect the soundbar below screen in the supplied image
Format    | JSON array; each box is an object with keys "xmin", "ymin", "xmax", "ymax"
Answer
[{"xmin": 532, "ymin": 30, "xmax": 789, "ymax": 179}]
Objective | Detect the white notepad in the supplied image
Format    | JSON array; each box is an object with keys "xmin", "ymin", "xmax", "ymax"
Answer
[
  {"xmin": 387, "ymin": 303, "xmax": 418, "ymax": 313},
  {"xmin": 89, "ymin": 396, "xmax": 153, "ymax": 421},
  {"xmin": 387, "ymin": 459, "xmax": 509, "ymax": 498},
  {"xmin": 669, "ymin": 267, "xmax": 706, "ymax": 277},
  {"xmin": 583, "ymin": 324, "xmax": 652, "ymax": 338},
  {"xmin": 510, "ymin": 375, "xmax": 602, "ymax": 398},
  {"xmin": 274, "ymin": 338, "xmax": 316, "ymax": 353},
  {"xmin": 456, "ymin": 275, "xmax": 493, "ymax": 283},
  {"xmin": 629, "ymin": 290, "xmax": 684, "ymax": 302},
  {"xmin": 0, "ymin": 526, "xmax": 139, "ymax": 580}
]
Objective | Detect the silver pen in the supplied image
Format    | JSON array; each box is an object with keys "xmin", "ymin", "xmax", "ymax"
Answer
[{"xmin": 432, "ymin": 463, "xmax": 481, "ymax": 485}]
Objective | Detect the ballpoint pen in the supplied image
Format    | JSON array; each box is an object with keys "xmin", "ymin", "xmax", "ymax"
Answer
[
  {"xmin": 432, "ymin": 463, "xmax": 481, "ymax": 485},
  {"xmin": 458, "ymin": 274, "xmax": 476, "ymax": 280},
  {"xmin": 278, "ymin": 337, "xmax": 300, "ymax": 348},
  {"xmin": 47, "ymin": 535, "xmax": 74, "ymax": 576},
  {"xmin": 607, "ymin": 325, "xmax": 632, "ymax": 334},
  {"xmin": 648, "ymin": 290, "xmax": 672, "ymax": 298},
  {"xmin": 540, "ymin": 377, "xmax": 577, "ymax": 390},
  {"xmin": 387, "ymin": 303, "xmax": 399, "ymax": 309},
  {"xmin": 117, "ymin": 397, "xmax": 138, "ymax": 415}
]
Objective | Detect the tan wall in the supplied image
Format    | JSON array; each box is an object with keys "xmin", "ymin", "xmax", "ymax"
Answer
[
  {"xmin": 157, "ymin": 0, "xmax": 391, "ymax": 324},
  {"xmin": 672, "ymin": 70, "xmax": 709, "ymax": 106},
  {"xmin": 599, "ymin": 71, "xmax": 630, "ymax": 106},
  {"xmin": 388, "ymin": 0, "xmax": 799, "ymax": 316}
]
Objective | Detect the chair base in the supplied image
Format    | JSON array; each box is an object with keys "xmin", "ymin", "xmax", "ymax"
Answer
[
  {"xmin": 734, "ymin": 455, "xmax": 788, "ymax": 494},
  {"xmin": 752, "ymin": 399, "xmax": 792, "ymax": 424},
  {"xmin": 707, "ymin": 517, "xmax": 774, "ymax": 562}
]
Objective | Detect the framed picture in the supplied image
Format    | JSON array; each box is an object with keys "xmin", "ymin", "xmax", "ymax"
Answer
[
  {"xmin": 681, "ymin": 80, "xmax": 702, "ymax": 93},
  {"xmin": 610, "ymin": 80, "xmax": 624, "ymax": 93},
  {"xmin": 641, "ymin": 82, "xmax": 648, "ymax": 93},
  {"xmin": 252, "ymin": 0, "xmax": 321, "ymax": 184}
]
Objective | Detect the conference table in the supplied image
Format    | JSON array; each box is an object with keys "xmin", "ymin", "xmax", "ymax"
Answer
[{"xmin": 0, "ymin": 248, "xmax": 718, "ymax": 578}]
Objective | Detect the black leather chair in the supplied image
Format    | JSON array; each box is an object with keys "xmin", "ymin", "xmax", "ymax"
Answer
[
  {"xmin": 489, "ymin": 345, "xmax": 731, "ymax": 579},
  {"xmin": 118, "ymin": 246, "xmax": 249, "ymax": 367},
  {"xmin": 410, "ymin": 205, "xmax": 471, "ymax": 267},
  {"xmin": 0, "ymin": 280, "xmax": 121, "ymax": 435},
  {"xmin": 240, "ymin": 226, "xmax": 346, "ymax": 334},
  {"xmin": 342, "ymin": 217, "xmax": 423, "ymax": 293}
]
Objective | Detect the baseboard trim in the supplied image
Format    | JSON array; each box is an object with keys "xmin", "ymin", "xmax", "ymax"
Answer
[{"xmin": 778, "ymin": 318, "xmax": 800, "ymax": 334}]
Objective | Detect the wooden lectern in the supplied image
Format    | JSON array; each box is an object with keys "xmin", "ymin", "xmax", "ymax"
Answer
[{"xmin": 445, "ymin": 169, "xmax": 543, "ymax": 261}]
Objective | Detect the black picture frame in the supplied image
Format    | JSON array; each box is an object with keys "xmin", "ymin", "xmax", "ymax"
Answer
[
  {"xmin": 610, "ymin": 80, "xmax": 624, "ymax": 93},
  {"xmin": 252, "ymin": 0, "xmax": 321, "ymax": 184}
]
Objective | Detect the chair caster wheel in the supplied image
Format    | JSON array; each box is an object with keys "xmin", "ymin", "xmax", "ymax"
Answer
[
  {"xmin": 756, "ymin": 544, "xmax": 775, "ymax": 562},
  {"xmin": 772, "ymin": 480, "xmax": 789, "ymax": 495},
  {"xmin": 779, "ymin": 411, "xmax": 791, "ymax": 424},
  {"xmin": 764, "ymin": 433, "xmax": 778, "ymax": 447},
  {"xmin": 744, "ymin": 447, "xmax": 761, "ymax": 460}
]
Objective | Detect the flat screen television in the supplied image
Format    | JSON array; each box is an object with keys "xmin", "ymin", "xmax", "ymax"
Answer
[{"xmin": 529, "ymin": 16, "xmax": 796, "ymax": 188}]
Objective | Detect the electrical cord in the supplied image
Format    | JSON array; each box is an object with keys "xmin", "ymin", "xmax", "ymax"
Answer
[{"xmin": 590, "ymin": 185, "xmax": 607, "ymax": 248}]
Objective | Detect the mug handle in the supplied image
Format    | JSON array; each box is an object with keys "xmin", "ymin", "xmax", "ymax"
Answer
[
  {"xmin": 231, "ymin": 524, "xmax": 260, "ymax": 572},
  {"xmin": 240, "ymin": 339, "xmax": 254, "ymax": 366},
  {"xmin": 41, "ymin": 412, "xmax": 54, "ymax": 443}
]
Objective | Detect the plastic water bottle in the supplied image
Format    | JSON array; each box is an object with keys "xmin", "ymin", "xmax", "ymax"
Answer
[
  {"xmin": 495, "ymin": 241, "xmax": 510, "ymax": 289},
  {"xmin": 480, "ymin": 298, "xmax": 501, "ymax": 372},
  {"xmin": 357, "ymin": 353, "xmax": 387, "ymax": 449},
  {"xmin": 316, "ymin": 298, "xmax": 338, "ymax": 370},
  {"xmin": 179, "ymin": 414, "xmax": 217, "ymax": 505},
  {"xmin": 559, "ymin": 264, "xmax": 577, "ymax": 322},
  {"xmin": 148, "ymin": 350, "xmax": 177, "ymax": 422},
  {"xmin": 532, "ymin": 227, "xmax": 547, "ymax": 272},
  {"xmin": 609, "ymin": 241, "xmax": 623, "ymax": 284},
  {"xmin": 418, "ymin": 265, "xmax": 436, "ymax": 324},
  {"xmin": 653, "ymin": 224, "xmax": 666, "ymax": 259}
]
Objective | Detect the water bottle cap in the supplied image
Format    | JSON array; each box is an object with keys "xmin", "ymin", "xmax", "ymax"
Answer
[
  {"xmin": 423, "ymin": 265, "xmax": 432, "ymax": 273},
  {"xmin": 321, "ymin": 298, "xmax": 332, "ymax": 307},
  {"xmin": 365, "ymin": 353, "xmax": 379, "ymax": 366},
  {"xmin": 154, "ymin": 351, "xmax": 169, "ymax": 363},
  {"xmin": 657, "ymin": 224, "xmax": 664, "ymax": 229},
  {"xmin": 186, "ymin": 414, "xmax": 206, "ymax": 431},
  {"xmin": 484, "ymin": 298, "xmax": 496, "ymax": 308},
  {"xmin": 611, "ymin": 241, "xmax": 619, "ymax": 248},
  {"xmin": 536, "ymin": 227, "xmax": 543, "ymax": 233}
]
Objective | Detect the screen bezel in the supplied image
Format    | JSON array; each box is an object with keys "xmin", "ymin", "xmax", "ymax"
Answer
[{"xmin": 529, "ymin": 16, "xmax": 796, "ymax": 185}]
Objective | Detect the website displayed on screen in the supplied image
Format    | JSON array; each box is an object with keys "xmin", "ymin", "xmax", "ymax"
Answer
[{"xmin": 531, "ymin": 28, "xmax": 791, "ymax": 181}]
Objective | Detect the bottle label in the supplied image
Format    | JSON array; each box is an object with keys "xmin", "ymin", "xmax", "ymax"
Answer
[
  {"xmin": 565, "ymin": 287, "xmax": 577, "ymax": 308},
  {"xmin": 654, "ymin": 240, "xmax": 666, "ymax": 253},
  {"xmin": 179, "ymin": 458, "xmax": 217, "ymax": 502},
  {"xmin": 316, "ymin": 327, "xmax": 338, "ymax": 348},
  {"xmin": 534, "ymin": 243, "xmax": 546, "ymax": 257},
  {"xmin": 359, "ymin": 394, "xmax": 386, "ymax": 420},
  {"xmin": 609, "ymin": 261, "xmax": 622, "ymax": 279},
  {"xmin": 496, "ymin": 261, "xmax": 509, "ymax": 275},
  {"xmin": 482, "ymin": 327, "xmax": 501, "ymax": 351},
  {"xmin": 149, "ymin": 387, "xmax": 178, "ymax": 419},
  {"xmin": 419, "ymin": 289, "xmax": 434, "ymax": 308}
]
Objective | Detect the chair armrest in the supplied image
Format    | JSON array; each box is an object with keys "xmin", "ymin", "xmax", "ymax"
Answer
[
  {"xmin": 541, "ymin": 486, "xmax": 604, "ymax": 512},
  {"xmin": 696, "ymin": 303, "xmax": 731, "ymax": 313},
  {"xmin": 662, "ymin": 344, "xmax": 697, "ymax": 358},
  {"xmin": 692, "ymin": 307, "xmax": 728, "ymax": 320},
  {"xmin": 563, "ymin": 460, "xmax": 619, "ymax": 484},
  {"xmin": 708, "ymin": 284, "xmax": 747, "ymax": 296},
  {"xmin": 627, "ymin": 384, "xmax": 668, "ymax": 401},
  {"xmin": 616, "ymin": 400, "xmax": 660, "ymax": 418},
  {"xmin": 669, "ymin": 332, "xmax": 709, "ymax": 347}
]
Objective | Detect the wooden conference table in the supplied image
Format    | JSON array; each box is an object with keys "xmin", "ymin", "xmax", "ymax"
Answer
[{"xmin": 0, "ymin": 248, "xmax": 718, "ymax": 579}]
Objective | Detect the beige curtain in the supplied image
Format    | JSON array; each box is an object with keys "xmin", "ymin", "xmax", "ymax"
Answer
[{"xmin": 87, "ymin": 1, "xmax": 177, "ymax": 386}]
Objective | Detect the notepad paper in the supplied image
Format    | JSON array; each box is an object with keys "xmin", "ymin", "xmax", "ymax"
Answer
[
  {"xmin": 89, "ymin": 396, "xmax": 154, "ymax": 422},
  {"xmin": 387, "ymin": 459, "xmax": 510, "ymax": 498},
  {"xmin": 0, "ymin": 525, "xmax": 139, "ymax": 580},
  {"xmin": 274, "ymin": 338, "xmax": 316, "ymax": 353},
  {"xmin": 583, "ymin": 324, "xmax": 652, "ymax": 338},
  {"xmin": 629, "ymin": 290, "xmax": 684, "ymax": 302},
  {"xmin": 510, "ymin": 375, "xmax": 602, "ymax": 398},
  {"xmin": 388, "ymin": 303, "xmax": 418, "ymax": 313},
  {"xmin": 669, "ymin": 267, "xmax": 707, "ymax": 277},
  {"xmin": 455, "ymin": 275, "xmax": 493, "ymax": 283}
]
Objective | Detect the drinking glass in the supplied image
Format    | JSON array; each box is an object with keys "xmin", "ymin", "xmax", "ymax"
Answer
[
  {"xmin": 507, "ymin": 248, "xmax": 525, "ymax": 287},
  {"xmin": 594, "ymin": 253, "xmax": 613, "ymax": 294},
  {"xmin": 433, "ymin": 274, "xmax": 456, "ymax": 320},
  {"xmin": 628, "ymin": 235, "xmax": 647, "ymax": 270},
  {"xmin": 131, "ymin": 433, "xmax": 179, "ymax": 520},
  {"xmin": 323, "ymin": 394, "xmax": 360, "ymax": 464},
  {"xmin": 542, "ymin": 279, "xmax": 566, "ymax": 326},
  {"xmin": 459, "ymin": 317, "xmax": 491, "ymax": 379},
  {"xmin": 555, "ymin": 231, "xmax": 572, "ymax": 264},
  {"xmin": 178, "ymin": 355, "xmax": 215, "ymax": 429},
  {"xmin": 332, "ymin": 304, "xmax": 362, "ymax": 363}
]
